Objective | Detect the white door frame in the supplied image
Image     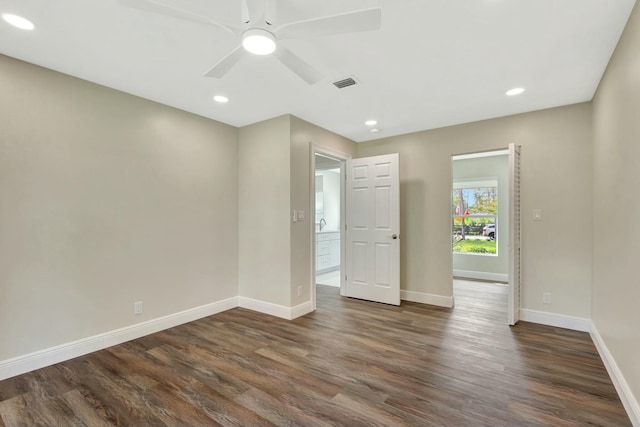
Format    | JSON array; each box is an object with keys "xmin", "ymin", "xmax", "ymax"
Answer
[
  {"xmin": 310, "ymin": 144, "xmax": 351, "ymax": 310},
  {"xmin": 507, "ymin": 143, "xmax": 522, "ymax": 325}
]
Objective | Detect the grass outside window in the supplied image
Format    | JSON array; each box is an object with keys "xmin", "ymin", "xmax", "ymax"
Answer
[{"xmin": 453, "ymin": 238, "xmax": 497, "ymax": 254}]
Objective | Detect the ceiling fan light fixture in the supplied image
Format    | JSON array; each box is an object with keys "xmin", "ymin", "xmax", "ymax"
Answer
[{"xmin": 242, "ymin": 29, "xmax": 276, "ymax": 55}]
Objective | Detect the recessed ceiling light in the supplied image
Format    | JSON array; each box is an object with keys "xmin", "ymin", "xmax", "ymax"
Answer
[
  {"xmin": 242, "ymin": 29, "xmax": 276, "ymax": 55},
  {"xmin": 370, "ymin": 128, "xmax": 380, "ymax": 133},
  {"xmin": 2, "ymin": 13, "xmax": 35, "ymax": 30},
  {"xmin": 213, "ymin": 95, "xmax": 229, "ymax": 103},
  {"xmin": 365, "ymin": 120, "xmax": 377, "ymax": 126},
  {"xmin": 506, "ymin": 87, "xmax": 525, "ymax": 96}
]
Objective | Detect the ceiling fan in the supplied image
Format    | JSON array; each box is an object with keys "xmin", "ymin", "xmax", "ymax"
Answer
[{"xmin": 120, "ymin": 0, "xmax": 382, "ymax": 84}]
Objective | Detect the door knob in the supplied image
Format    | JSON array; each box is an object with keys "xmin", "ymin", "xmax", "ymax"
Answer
[{"xmin": 392, "ymin": 234, "xmax": 398, "ymax": 239}]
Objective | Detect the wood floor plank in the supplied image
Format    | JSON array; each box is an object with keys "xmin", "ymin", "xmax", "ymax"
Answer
[
  {"xmin": 233, "ymin": 387, "xmax": 333, "ymax": 427},
  {"xmin": 59, "ymin": 390, "xmax": 112, "ymax": 427},
  {"xmin": 0, "ymin": 280, "xmax": 631, "ymax": 426}
]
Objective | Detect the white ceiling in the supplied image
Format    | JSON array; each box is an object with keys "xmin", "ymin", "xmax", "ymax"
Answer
[{"xmin": 0, "ymin": 0, "xmax": 635, "ymax": 142}]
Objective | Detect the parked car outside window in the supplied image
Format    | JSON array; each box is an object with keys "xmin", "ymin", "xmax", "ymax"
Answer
[{"xmin": 482, "ymin": 224, "xmax": 496, "ymax": 239}]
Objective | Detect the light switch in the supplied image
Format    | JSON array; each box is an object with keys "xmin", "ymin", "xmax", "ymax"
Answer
[
  {"xmin": 533, "ymin": 209, "xmax": 542, "ymax": 221},
  {"xmin": 297, "ymin": 210, "xmax": 305, "ymax": 221},
  {"xmin": 292, "ymin": 210, "xmax": 298, "ymax": 223}
]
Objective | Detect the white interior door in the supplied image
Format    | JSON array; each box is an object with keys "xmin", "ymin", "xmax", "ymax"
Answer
[
  {"xmin": 508, "ymin": 143, "xmax": 521, "ymax": 325},
  {"xmin": 345, "ymin": 153, "xmax": 400, "ymax": 305}
]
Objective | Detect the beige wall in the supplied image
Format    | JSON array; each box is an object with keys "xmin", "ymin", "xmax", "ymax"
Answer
[
  {"xmin": 452, "ymin": 155, "xmax": 509, "ymax": 278},
  {"xmin": 0, "ymin": 55, "xmax": 239, "ymax": 360},
  {"xmin": 290, "ymin": 116, "xmax": 356, "ymax": 306},
  {"xmin": 592, "ymin": 1, "xmax": 640, "ymax": 407},
  {"xmin": 237, "ymin": 115, "xmax": 356, "ymax": 308},
  {"xmin": 238, "ymin": 115, "xmax": 292, "ymax": 306},
  {"xmin": 357, "ymin": 103, "xmax": 593, "ymax": 318}
]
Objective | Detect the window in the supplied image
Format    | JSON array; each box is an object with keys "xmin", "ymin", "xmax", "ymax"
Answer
[{"xmin": 452, "ymin": 181, "xmax": 498, "ymax": 255}]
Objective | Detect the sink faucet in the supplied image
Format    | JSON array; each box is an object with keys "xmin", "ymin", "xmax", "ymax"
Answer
[{"xmin": 319, "ymin": 218, "xmax": 327, "ymax": 231}]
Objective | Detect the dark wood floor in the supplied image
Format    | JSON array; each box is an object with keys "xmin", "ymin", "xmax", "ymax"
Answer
[{"xmin": 0, "ymin": 281, "xmax": 630, "ymax": 426}]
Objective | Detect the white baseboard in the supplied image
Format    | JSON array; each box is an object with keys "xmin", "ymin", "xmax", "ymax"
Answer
[
  {"xmin": 591, "ymin": 323, "xmax": 640, "ymax": 427},
  {"xmin": 0, "ymin": 297, "xmax": 238, "ymax": 381},
  {"xmin": 401, "ymin": 290, "xmax": 454, "ymax": 308},
  {"xmin": 290, "ymin": 301, "xmax": 314, "ymax": 319},
  {"xmin": 0, "ymin": 294, "xmax": 316, "ymax": 381},
  {"xmin": 453, "ymin": 269, "xmax": 508, "ymax": 283},
  {"xmin": 238, "ymin": 297, "xmax": 291, "ymax": 319},
  {"xmin": 237, "ymin": 297, "xmax": 313, "ymax": 320},
  {"xmin": 519, "ymin": 309, "xmax": 591, "ymax": 332}
]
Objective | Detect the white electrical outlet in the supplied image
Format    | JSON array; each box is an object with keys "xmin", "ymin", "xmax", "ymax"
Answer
[
  {"xmin": 543, "ymin": 293, "xmax": 552, "ymax": 304},
  {"xmin": 134, "ymin": 301, "xmax": 143, "ymax": 315},
  {"xmin": 297, "ymin": 286, "xmax": 303, "ymax": 297}
]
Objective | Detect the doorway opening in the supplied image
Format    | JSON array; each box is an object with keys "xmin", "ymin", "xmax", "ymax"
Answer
[
  {"xmin": 451, "ymin": 146, "xmax": 520, "ymax": 325},
  {"xmin": 311, "ymin": 145, "xmax": 350, "ymax": 310},
  {"xmin": 314, "ymin": 155, "xmax": 342, "ymax": 288}
]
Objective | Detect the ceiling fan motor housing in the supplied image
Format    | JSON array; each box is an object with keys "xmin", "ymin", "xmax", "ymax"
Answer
[{"xmin": 242, "ymin": 28, "xmax": 276, "ymax": 55}]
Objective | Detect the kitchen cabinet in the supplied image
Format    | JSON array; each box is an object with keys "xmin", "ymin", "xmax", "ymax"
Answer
[{"xmin": 316, "ymin": 231, "xmax": 340, "ymax": 274}]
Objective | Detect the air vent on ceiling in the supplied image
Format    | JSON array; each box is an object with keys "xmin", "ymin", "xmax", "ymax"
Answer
[{"xmin": 332, "ymin": 76, "xmax": 358, "ymax": 89}]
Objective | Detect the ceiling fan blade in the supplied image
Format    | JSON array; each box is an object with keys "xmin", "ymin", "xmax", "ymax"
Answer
[
  {"xmin": 273, "ymin": 47, "xmax": 323, "ymax": 85},
  {"xmin": 264, "ymin": 0, "xmax": 277, "ymax": 25},
  {"xmin": 242, "ymin": 0, "xmax": 275, "ymax": 26},
  {"xmin": 275, "ymin": 7, "xmax": 381, "ymax": 40},
  {"xmin": 203, "ymin": 46, "xmax": 245, "ymax": 78},
  {"xmin": 244, "ymin": 0, "xmax": 266, "ymax": 25},
  {"xmin": 240, "ymin": 0, "xmax": 250, "ymax": 24},
  {"xmin": 119, "ymin": 0, "xmax": 239, "ymax": 36}
]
